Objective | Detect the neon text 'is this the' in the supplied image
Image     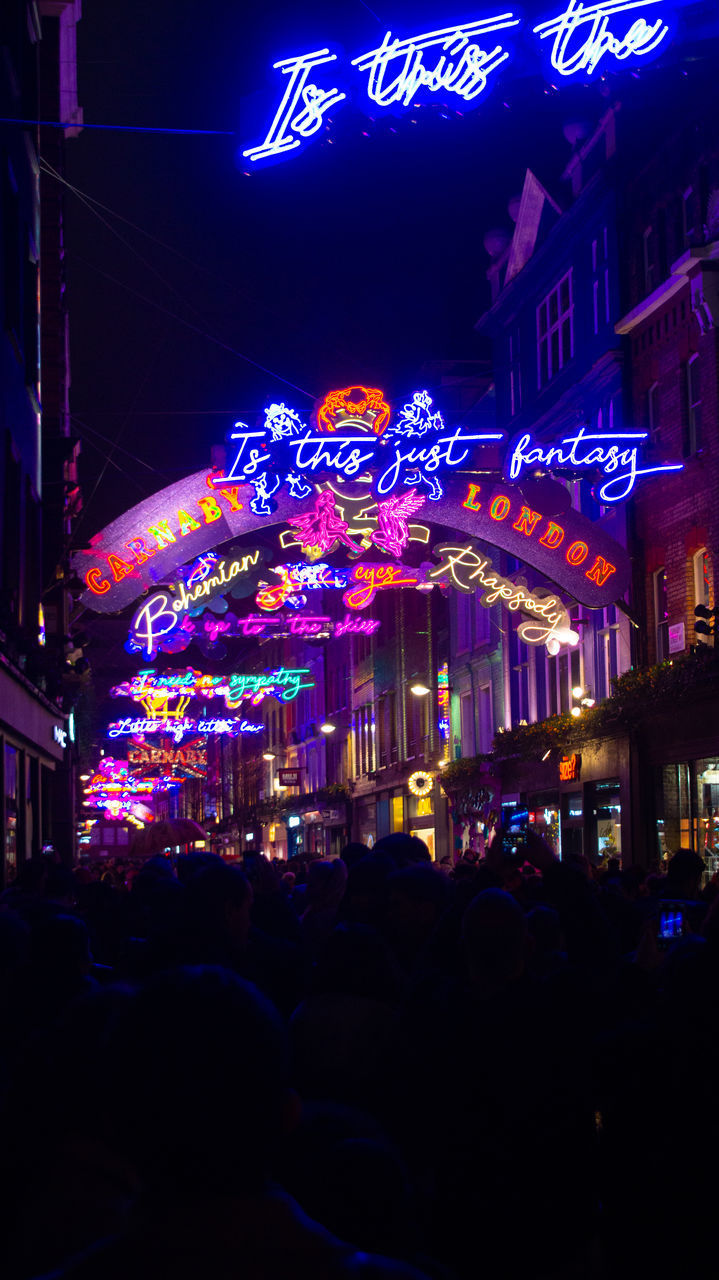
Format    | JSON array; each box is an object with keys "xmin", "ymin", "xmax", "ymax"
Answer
[{"xmin": 243, "ymin": 3, "xmax": 673, "ymax": 164}]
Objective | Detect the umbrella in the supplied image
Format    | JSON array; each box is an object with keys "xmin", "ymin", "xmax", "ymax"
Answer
[{"xmin": 129, "ymin": 819, "xmax": 208, "ymax": 858}]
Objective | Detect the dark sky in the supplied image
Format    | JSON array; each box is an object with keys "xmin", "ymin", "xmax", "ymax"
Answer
[{"xmin": 62, "ymin": 0, "xmax": 707, "ymax": 546}]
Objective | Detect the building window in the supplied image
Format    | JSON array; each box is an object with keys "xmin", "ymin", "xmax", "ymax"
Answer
[
  {"xmin": 596, "ymin": 605, "xmax": 620, "ymax": 702},
  {"xmin": 388, "ymin": 691, "xmax": 397, "ymax": 763},
  {"xmin": 509, "ymin": 618, "xmax": 530, "ymax": 725},
  {"xmin": 509, "ymin": 328, "xmax": 522, "ymax": 415},
  {"xmin": 478, "ymin": 686, "xmax": 493, "ymax": 752},
  {"xmin": 474, "ymin": 595, "xmax": 491, "ymax": 646},
  {"xmin": 693, "ymin": 548, "xmax": 713, "ymax": 610},
  {"xmin": 643, "ymin": 226, "xmax": 656, "ymax": 294},
  {"xmin": 591, "ymin": 228, "xmax": 610, "ymax": 334},
  {"xmin": 682, "ymin": 186, "xmax": 695, "ymax": 246},
  {"xmin": 684, "ymin": 355, "xmax": 701, "ymax": 456},
  {"xmin": 647, "ymin": 382, "xmax": 660, "ymax": 444},
  {"xmin": 460, "ymin": 693, "xmax": 475, "ymax": 756},
  {"xmin": 377, "ymin": 695, "xmax": 387, "ymax": 767},
  {"xmin": 547, "ymin": 615, "xmax": 582, "ymax": 713},
  {"xmin": 654, "ymin": 568, "xmax": 669, "ymax": 661},
  {"xmin": 456, "ymin": 591, "xmax": 471, "ymax": 653},
  {"xmin": 537, "ymin": 270, "xmax": 573, "ymax": 388}
]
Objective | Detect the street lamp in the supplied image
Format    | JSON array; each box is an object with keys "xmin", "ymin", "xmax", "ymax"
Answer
[
  {"xmin": 410, "ymin": 682, "xmax": 430, "ymax": 696},
  {"xmin": 262, "ymin": 751, "xmax": 276, "ymax": 761},
  {"xmin": 320, "ymin": 722, "xmax": 336, "ymax": 734}
]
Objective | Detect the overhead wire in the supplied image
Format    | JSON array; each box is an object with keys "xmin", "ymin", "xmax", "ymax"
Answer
[
  {"xmin": 70, "ymin": 415, "xmax": 174, "ymax": 482},
  {"xmin": 40, "ymin": 158, "xmax": 317, "ymax": 401},
  {"xmin": 2, "ymin": 116, "xmax": 235, "ymax": 135}
]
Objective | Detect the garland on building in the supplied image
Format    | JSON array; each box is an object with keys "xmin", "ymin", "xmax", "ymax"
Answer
[{"xmin": 441, "ymin": 649, "xmax": 719, "ymax": 799}]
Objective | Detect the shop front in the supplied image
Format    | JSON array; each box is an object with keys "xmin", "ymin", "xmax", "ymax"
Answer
[
  {"xmin": 354, "ymin": 795, "xmax": 377, "ymax": 849},
  {"xmin": 639, "ymin": 695, "xmax": 719, "ymax": 874},
  {"xmin": 1, "ymin": 667, "xmax": 71, "ymax": 882},
  {"xmin": 498, "ymin": 733, "xmax": 631, "ymax": 868},
  {"xmin": 407, "ymin": 770, "xmax": 437, "ymax": 860},
  {"xmin": 323, "ymin": 807, "xmax": 350, "ymax": 859},
  {"xmin": 654, "ymin": 758, "xmax": 719, "ymax": 876}
]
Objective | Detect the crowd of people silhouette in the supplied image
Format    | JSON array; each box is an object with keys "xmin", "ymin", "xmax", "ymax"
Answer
[{"xmin": 1, "ymin": 834, "xmax": 717, "ymax": 1279}]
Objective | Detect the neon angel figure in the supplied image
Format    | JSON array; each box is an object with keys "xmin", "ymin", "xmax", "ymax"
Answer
[
  {"xmin": 243, "ymin": 49, "xmax": 346, "ymax": 164},
  {"xmin": 533, "ymin": 0, "xmax": 671, "ymax": 77},
  {"xmin": 370, "ymin": 489, "xmax": 426, "ymax": 558},
  {"xmin": 351, "ymin": 15, "xmax": 520, "ymax": 109},
  {"xmin": 287, "ymin": 490, "xmax": 364, "ymax": 556},
  {"xmin": 249, "ymin": 471, "xmax": 281, "ymax": 516}
]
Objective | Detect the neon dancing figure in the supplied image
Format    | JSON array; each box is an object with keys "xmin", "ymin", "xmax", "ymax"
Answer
[
  {"xmin": 285, "ymin": 471, "xmax": 313, "ymax": 499},
  {"xmin": 370, "ymin": 489, "xmax": 426, "ymax": 558},
  {"xmin": 287, "ymin": 490, "xmax": 364, "ymax": 555},
  {"xmin": 249, "ymin": 471, "xmax": 281, "ymax": 516}
]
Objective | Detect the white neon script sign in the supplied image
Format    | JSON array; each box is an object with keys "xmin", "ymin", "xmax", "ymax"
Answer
[
  {"xmin": 533, "ymin": 0, "xmax": 670, "ymax": 77},
  {"xmin": 243, "ymin": 50, "xmax": 346, "ymax": 163},
  {"xmin": 243, "ymin": 3, "xmax": 673, "ymax": 164},
  {"xmin": 350, "ymin": 16, "xmax": 519, "ymax": 109},
  {"xmin": 107, "ymin": 717, "xmax": 262, "ymax": 743},
  {"xmin": 429, "ymin": 543, "xmax": 580, "ymax": 654},
  {"xmin": 506, "ymin": 427, "xmax": 683, "ymax": 502}
]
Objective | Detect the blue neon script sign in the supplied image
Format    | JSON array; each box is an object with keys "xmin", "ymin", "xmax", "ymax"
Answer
[
  {"xmin": 505, "ymin": 427, "xmax": 684, "ymax": 502},
  {"xmin": 208, "ymin": 390, "xmax": 503, "ymax": 512},
  {"xmin": 243, "ymin": 2, "xmax": 674, "ymax": 164}
]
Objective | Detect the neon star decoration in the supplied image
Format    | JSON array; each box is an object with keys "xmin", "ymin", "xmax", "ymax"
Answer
[{"xmin": 242, "ymin": 4, "xmax": 677, "ymax": 165}]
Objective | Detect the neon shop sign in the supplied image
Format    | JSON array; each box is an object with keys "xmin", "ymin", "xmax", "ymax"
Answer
[
  {"xmin": 243, "ymin": 3, "xmax": 674, "ymax": 165},
  {"xmin": 127, "ymin": 744, "xmax": 207, "ymax": 767},
  {"xmin": 107, "ymin": 716, "xmax": 263, "ymax": 743}
]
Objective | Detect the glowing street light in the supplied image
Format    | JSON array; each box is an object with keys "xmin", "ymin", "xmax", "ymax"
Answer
[
  {"xmin": 410, "ymin": 682, "xmax": 430, "ymax": 696},
  {"xmin": 320, "ymin": 722, "xmax": 336, "ymax": 734}
]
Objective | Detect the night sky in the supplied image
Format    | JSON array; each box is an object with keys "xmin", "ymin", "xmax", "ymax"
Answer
[{"xmin": 62, "ymin": 0, "xmax": 710, "ymax": 546}]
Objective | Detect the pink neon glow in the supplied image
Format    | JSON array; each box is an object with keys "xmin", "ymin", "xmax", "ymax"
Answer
[
  {"xmin": 287, "ymin": 490, "xmax": 364, "ymax": 556},
  {"xmin": 370, "ymin": 489, "xmax": 425, "ymax": 557}
]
